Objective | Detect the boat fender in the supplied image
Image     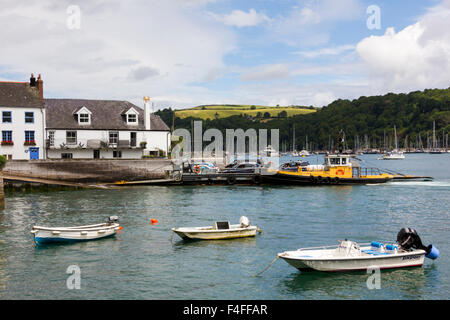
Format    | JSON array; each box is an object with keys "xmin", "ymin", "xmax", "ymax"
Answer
[
  {"xmin": 371, "ymin": 241, "xmax": 384, "ymax": 248},
  {"xmin": 253, "ymin": 175, "xmax": 261, "ymax": 184},
  {"xmin": 425, "ymin": 244, "xmax": 439, "ymax": 260},
  {"xmin": 385, "ymin": 244, "xmax": 398, "ymax": 251},
  {"xmin": 227, "ymin": 177, "xmax": 236, "ymax": 185}
]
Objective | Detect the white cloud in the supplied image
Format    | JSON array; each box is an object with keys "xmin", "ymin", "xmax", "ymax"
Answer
[
  {"xmin": 293, "ymin": 45, "xmax": 355, "ymax": 58},
  {"xmin": 356, "ymin": 0, "xmax": 450, "ymax": 92},
  {"xmin": 240, "ymin": 64, "xmax": 290, "ymax": 81},
  {"xmin": 211, "ymin": 8, "xmax": 270, "ymax": 28},
  {"xmin": 0, "ymin": 0, "xmax": 235, "ymax": 107}
]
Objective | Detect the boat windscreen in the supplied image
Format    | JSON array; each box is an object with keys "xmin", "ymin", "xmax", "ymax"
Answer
[{"xmin": 214, "ymin": 221, "xmax": 230, "ymax": 230}]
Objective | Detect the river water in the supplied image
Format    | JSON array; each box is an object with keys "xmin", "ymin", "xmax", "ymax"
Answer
[{"xmin": 0, "ymin": 154, "xmax": 449, "ymax": 299}]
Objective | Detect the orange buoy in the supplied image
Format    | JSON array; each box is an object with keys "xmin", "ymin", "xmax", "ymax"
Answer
[{"xmin": 151, "ymin": 219, "xmax": 159, "ymax": 225}]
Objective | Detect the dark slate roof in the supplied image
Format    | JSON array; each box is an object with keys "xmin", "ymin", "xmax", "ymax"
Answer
[
  {"xmin": 0, "ymin": 81, "xmax": 44, "ymax": 108},
  {"xmin": 45, "ymin": 99, "xmax": 170, "ymax": 131}
]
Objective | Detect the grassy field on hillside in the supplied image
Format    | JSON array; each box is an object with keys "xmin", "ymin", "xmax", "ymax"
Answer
[{"xmin": 175, "ymin": 105, "xmax": 316, "ymax": 120}]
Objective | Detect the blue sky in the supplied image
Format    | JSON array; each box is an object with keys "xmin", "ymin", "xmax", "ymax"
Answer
[{"xmin": 0, "ymin": 0, "xmax": 449, "ymax": 109}]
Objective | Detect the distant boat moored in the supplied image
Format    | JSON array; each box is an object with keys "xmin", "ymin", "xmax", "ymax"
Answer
[
  {"xmin": 31, "ymin": 216, "xmax": 121, "ymax": 245},
  {"xmin": 172, "ymin": 216, "xmax": 261, "ymax": 240}
]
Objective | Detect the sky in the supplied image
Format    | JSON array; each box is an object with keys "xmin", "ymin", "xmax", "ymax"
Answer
[{"xmin": 0, "ymin": 0, "xmax": 449, "ymax": 110}]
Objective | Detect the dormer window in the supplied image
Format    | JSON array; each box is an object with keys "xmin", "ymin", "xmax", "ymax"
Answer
[
  {"xmin": 123, "ymin": 107, "xmax": 139, "ymax": 125},
  {"xmin": 74, "ymin": 107, "xmax": 92, "ymax": 125},
  {"xmin": 79, "ymin": 113, "xmax": 90, "ymax": 124},
  {"xmin": 127, "ymin": 114, "xmax": 137, "ymax": 124}
]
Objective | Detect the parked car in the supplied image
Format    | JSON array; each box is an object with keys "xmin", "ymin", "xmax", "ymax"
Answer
[
  {"xmin": 191, "ymin": 162, "xmax": 218, "ymax": 174},
  {"xmin": 221, "ymin": 162, "xmax": 261, "ymax": 174}
]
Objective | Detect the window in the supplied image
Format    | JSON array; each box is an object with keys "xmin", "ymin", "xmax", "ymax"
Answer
[
  {"xmin": 341, "ymin": 158, "xmax": 347, "ymax": 165},
  {"xmin": 113, "ymin": 150, "xmax": 122, "ymax": 158},
  {"xmin": 25, "ymin": 131, "xmax": 35, "ymax": 144},
  {"xmin": 109, "ymin": 131, "xmax": 119, "ymax": 145},
  {"xmin": 25, "ymin": 112, "xmax": 34, "ymax": 123},
  {"xmin": 48, "ymin": 131, "xmax": 55, "ymax": 147},
  {"xmin": 66, "ymin": 131, "xmax": 77, "ymax": 144},
  {"xmin": 61, "ymin": 153, "xmax": 73, "ymax": 159},
  {"xmin": 2, "ymin": 131, "xmax": 12, "ymax": 142},
  {"xmin": 79, "ymin": 113, "xmax": 90, "ymax": 124},
  {"xmin": 2, "ymin": 111, "xmax": 12, "ymax": 123},
  {"xmin": 127, "ymin": 114, "xmax": 137, "ymax": 124}
]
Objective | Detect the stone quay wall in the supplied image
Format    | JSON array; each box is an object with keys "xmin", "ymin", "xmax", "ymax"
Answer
[{"xmin": 3, "ymin": 159, "xmax": 173, "ymax": 183}]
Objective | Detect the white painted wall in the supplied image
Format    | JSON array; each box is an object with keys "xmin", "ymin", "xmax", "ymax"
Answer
[
  {"xmin": 0, "ymin": 106, "xmax": 46, "ymax": 160},
  {"xmin": 46, "ymin": 129, "xmax": 170, "ymax": 159}
]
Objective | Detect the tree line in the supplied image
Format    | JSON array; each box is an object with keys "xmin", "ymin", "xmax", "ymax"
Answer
[{"xmin": 156, "ymin": 87, "xmax": 450, "ymax": 151}]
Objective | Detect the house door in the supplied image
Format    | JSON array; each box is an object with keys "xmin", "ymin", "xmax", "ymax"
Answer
[
  {"xmin": 130, "ymin": 132, "xmax": 137, "ymax": 147},
  {"xmin": 29, "ymin": 147, "xmax": 39, "ymax": 160},
  {"xmin": 93, "ymin": 149, "xmax": 100, "ymax": 159}
]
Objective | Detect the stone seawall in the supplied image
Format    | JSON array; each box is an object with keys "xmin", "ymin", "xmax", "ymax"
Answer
[
  {"xmin": 3, "ymin": 159, "xmax": 173, "ymax": 183},
  {"xmin": 0, "ymin": 174, "xmax": 4, "ymax": 209}
]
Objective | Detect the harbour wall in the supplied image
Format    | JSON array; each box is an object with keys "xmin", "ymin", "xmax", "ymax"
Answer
[
  {"xmin": 3, "ymin": 159, "xmax": 173, "ymax": 183},
  {"xmin": 0, "ymin": 174, "xmax": 4, "ymax": 209}
]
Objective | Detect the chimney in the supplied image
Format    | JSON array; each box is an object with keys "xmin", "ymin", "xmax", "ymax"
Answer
[
  {"xmin": 30, "ymin": 73, "xmax": 36, "ymax": 87},
  {"xmin": 36, "ymin": 74, "xmax": 43, "ymax": 100},
  {"xmin": 143, "ymin": 96, "xmax": 151, "ymax": 130}
]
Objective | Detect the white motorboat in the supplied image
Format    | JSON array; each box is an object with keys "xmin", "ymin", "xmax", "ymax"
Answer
[
  {"xmin": 31, "ymin": 216, "xmax": 121, "ymax": 245},
  {"xmin": 261, "ymin": 145, "xmax": 279, "ymax": 158},
  {"xmin": 172, "ymin": 216, "xmax": 261, "ymax": 240},
  {"xmin": 380, "ymin": 150, "xmax": 405, "ymax": 160},
  {"xmin": 278, "ymin": 228, "xmax": 439, "ymax": 272}
]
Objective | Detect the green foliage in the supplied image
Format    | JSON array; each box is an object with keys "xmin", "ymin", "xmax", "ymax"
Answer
[
  {"xmin": 0, "ymin": 155, "xmax": 6, "ymax": 170},
  {"xmin": 155, "ymin": 87, "xmax": 450, "ymax": 150}
]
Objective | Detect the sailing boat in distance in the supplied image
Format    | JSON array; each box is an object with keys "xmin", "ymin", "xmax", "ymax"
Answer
[
  {"xmin": 380, "ymin": 125, "xmax": 405, "ymax": 160},
  {"xmin": 429, "ymin": 121, "xmax": 444, "ymax": 154}
]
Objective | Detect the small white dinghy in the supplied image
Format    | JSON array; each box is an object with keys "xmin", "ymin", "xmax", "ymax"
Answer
[
  {"xmin": 31, "ymin": 216, "xmax": 121, "ymax": 245},
  {"xmin": 278, "ymin": 228, "xmax": 439, "ymax": 272},
  {"xmin": 172, "ymin": 216, "xmax": 261, "ymax": 240}
]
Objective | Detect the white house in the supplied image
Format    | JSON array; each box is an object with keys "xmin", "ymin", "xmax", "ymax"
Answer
[
  {"xmin": 45, "ymin": 97, "xmax": 171, "ymax": 159},
  {"xmin": 0, "ymin": 74, "xmax": 46, "ymax": 160}
]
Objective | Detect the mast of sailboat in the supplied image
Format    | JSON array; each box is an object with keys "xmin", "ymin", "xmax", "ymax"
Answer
[
  {"xmin": 433, "ymin": 121, "xmax": 436, "ymax": 149},
  {"xmin": 292, "ymin": 124, "xmax": 295, "ymax": 152},
  {"xmin": 394, "ymin": 125, "xmax": 398, "ymax": 151}
]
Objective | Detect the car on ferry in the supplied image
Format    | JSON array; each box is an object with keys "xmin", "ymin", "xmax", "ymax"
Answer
[{"xmin": 221, "ymin": 162, "xmax": 261, "ymax": 174}]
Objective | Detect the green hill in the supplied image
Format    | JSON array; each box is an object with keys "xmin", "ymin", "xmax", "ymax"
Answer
[{"xmin": 175, "ymin": 104, "xmax": 316, "ymax": 120}]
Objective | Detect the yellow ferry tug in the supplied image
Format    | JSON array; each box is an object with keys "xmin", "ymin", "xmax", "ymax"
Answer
[{"xmin": 263, "ymin": 153, "xmax": 394, "ymax": 185}]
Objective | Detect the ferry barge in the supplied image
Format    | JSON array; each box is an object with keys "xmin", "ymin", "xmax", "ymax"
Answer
[{"xmin": 262, "ymin": 153, "xmax": 393, "ymax": 185}]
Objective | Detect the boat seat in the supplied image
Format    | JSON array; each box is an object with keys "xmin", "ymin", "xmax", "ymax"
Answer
[{"xmin": 361, "ymin": 249, "xmax": 389, "ymax": 256}]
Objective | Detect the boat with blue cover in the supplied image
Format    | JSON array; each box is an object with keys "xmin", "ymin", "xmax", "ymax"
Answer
[
  {"xmin": 278, "ymin": 228, "xmax": 439, "ymax": 272},
  {"xmin": 31, "ymin": 216, "xmax": 121, "ymax": 245}
]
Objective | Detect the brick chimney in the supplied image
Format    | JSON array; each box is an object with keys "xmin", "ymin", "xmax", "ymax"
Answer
[
  {"xmin": 36, "ymin": 74, "xmax": 43, "ymax": 100},
  {"xmin": 30, "ymin": 73, "xmax": 36, "ymax": 87}
]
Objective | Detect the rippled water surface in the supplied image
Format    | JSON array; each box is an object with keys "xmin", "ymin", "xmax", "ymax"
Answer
[{"xmin": 0, "ymin": 154, "xmax": 449, "ymax": 299}]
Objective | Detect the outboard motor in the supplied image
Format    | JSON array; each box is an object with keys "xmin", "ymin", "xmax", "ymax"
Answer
[
  {"xmin": 240, "ymin": 216, "xmax": 250, "ymax": 228},
  {"xmin": 397, "ymin": 227, "xmax": 439, "ymax": 260},
  {"xmin": 108, "ymin": 216, "xmax": 119, "ymax": 224}
]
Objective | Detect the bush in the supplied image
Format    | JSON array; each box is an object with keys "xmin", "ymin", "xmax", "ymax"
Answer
[{"xmin": 0, "ymin": 155, "xmax": 6, "ymax": 170}]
